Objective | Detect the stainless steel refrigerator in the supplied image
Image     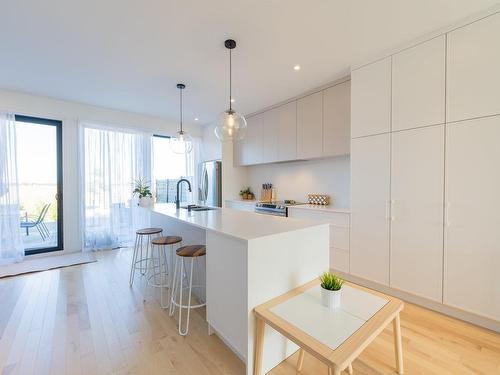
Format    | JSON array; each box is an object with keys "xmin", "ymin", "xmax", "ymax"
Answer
[{"xmin": 198, "ymin": 160, "xmax": 222, "ymax": 207}]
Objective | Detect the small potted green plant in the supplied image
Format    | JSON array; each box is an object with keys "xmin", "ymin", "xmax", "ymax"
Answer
[
  {"xmin": 239, "ymin": 187, "xmax": 255, "ymax": 200},
  {"xmin": 319, "ymin": 271, "xmax": 344, "ymax": 309},
  {"xmin": 133, "ymin": 178, "xmax": 153, "ymax": 207}
]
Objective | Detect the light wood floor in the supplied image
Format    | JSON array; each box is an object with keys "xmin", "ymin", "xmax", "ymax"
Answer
[{"xmin": 0, "ymin": 249, "xmax": 499, "ymax": 375}]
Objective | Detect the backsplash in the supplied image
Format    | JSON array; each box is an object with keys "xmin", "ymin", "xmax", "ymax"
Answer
[{"xmin": 246, "ymin": 155, "xmax": 350, "ymax": 208}]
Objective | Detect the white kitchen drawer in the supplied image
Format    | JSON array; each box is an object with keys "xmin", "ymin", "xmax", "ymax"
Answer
[
  {"xmin": 330, "ymin": 247, "xmax": 349, "ymax": 273},
  {"xmin": 289, "ymin": 208, "xmax": 350, "ymax": 227},
  {"xmin": 330, "ymin": 226, "xmax": 349, "ymax": 251}
]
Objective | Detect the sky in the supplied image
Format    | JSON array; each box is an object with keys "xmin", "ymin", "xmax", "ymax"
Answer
[{"xmin": 16, "ymin": 121, "xmax": 57, "ymax": 185}]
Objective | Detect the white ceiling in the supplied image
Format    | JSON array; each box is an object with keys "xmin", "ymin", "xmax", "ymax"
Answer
[{"xmin": 0, "ymin": 0, "xmax": 498, "ymax": 126}]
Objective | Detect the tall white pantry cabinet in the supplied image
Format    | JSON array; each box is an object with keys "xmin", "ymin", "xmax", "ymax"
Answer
[{"xmin": 350, "ymin": 12, "xmax": 500, "ymax": 322}]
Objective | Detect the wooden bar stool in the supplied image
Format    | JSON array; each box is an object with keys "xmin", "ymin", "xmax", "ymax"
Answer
[
  {"xmin": 148, "ymin": 235, "xmax": 182, "ymax": 308},
  {"xmin": 169, "ymin": 244, "xmax": 206, "ymax": 336},
  {"xmin": 129, "ymin": 227, "xmax": 163, "ymax": 286}
]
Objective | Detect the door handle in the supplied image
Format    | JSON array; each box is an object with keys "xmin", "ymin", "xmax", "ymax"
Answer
[
  {"xmin": 385, "ymin": 200, "xmax": 391, "ymax": 221},
  {"xmin": 445, "ymin": 202, "xmax": 451, "ymax": 227}
]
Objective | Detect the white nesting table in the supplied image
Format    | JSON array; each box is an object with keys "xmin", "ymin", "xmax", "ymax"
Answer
[{"xmin": 253, "ymin": 279, "xmax": 404, "ymax": 375}]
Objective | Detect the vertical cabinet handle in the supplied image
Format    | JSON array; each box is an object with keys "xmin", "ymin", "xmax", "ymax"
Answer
[{"xmin": 445, "ymin": 202, "xmax": 451, "ymax": 227}]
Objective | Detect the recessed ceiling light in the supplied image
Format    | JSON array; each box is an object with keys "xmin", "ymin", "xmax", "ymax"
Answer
[
  {"xmin": 230, "ymin": 98, "xmax": 235, "ymax": 103},
  {"xmin": 293, "ymin": 65, "xmax": 301, "ymax": 71},
  {"xmin": 194, "ymin": 118, "xmax": 199, "ymax": 121}
]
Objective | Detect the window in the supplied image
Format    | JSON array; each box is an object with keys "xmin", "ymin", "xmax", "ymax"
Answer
[
  {"xmin": 152, "ymin": 135, "xmax": 195, "ymax": 204},
  {"xmin": 15, "ymin": 115, "xmax": 63, "ymax": 255}
]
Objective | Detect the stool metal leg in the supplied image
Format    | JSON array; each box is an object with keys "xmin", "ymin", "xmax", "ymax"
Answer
[
  {"xmin": 129, "ymin": 234, "xmax": 140, "ymax": 286},
  {"xmin": 178, "ymin": 257, "xmax": 195, "ymax": 336},
  {"xmin": 160, "ymin": 244, "xmax": 170, "ymax": 309},
  {"xmin": 169, "ymin": 256, "xmax": 180, "ymax": 317}
]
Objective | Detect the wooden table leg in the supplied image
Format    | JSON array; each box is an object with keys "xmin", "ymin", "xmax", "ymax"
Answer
[
  {"xmin": 329, "ymin": 367, "xmax": 340, "ymax": 375},
  {"xmin": 253, "ymin": 316, "xmax": 266, "ymax": 375},
  {"xmin": 348, "ymin": 363, "xmax": 353, "ymax": 374},
  {"xmin": 393, "ymin": 313, "xmax": 404, "ymax": 374},
  {"xmin": 297, "ymin": 348, "xmax": 305, "ymax": 371}
]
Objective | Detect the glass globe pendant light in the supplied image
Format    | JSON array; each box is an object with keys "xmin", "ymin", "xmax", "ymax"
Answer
[
  {"xmin": 170, "ymin": 83, "xmax": 193, "ymax": 154},
  {"xmin": 214, "ymin": 39, "xmax": 247, "ymax": 142}
]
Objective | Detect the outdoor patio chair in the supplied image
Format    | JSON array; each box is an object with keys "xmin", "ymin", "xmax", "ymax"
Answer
[{"xmin": 20, "ymin": 203, "xmax": 51, "ymax": 241}]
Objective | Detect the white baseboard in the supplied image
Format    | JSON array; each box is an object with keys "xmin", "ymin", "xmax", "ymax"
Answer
[{"xmin": 333, "ymin": 269, "xmax": 500, "ymax": 333}]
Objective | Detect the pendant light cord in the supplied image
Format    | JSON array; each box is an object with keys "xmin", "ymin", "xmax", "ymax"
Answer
[
  {"xmin": 229, "ymin": 48, "xmax": 232, "ymax": 112},
  {"xmin": 179, "ymin": 86, "xmax": 183, "ymax": 133}
]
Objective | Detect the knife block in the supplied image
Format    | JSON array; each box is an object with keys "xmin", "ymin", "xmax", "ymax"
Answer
[{"xmin": 260, "ymin": 188, "xmax": 275, "ymax": 203}]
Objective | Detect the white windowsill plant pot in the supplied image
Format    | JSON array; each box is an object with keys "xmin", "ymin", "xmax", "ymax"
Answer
[{"xmin": 138, "ymin": 196, "xmax": 153, "ymax": 207}]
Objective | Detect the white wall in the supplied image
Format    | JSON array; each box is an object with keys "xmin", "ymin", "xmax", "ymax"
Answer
[
  {"xmin": 246, "ymin": 156, "xmax": 350, "ymax": 208},
  {"xmin": 201, "ymin": 124, "xmax": 221, "ymax": 161},
  {"xmin": 0, "ymin": 88, "xmax": 202, "ymax": 254}
]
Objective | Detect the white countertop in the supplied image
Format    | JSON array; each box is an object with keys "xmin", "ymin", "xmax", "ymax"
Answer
[
  {"xmin": 148, "ymin": 203, "xmax": 326, "ymax": 241},
  {"xmin": 288, "ymin": 204, "xmax": 350, "ymax": 214}
]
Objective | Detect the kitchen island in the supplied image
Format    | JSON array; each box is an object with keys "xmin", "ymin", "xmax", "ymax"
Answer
[{"xmin": 147, "ymin": 203, "xmax": 329, "ymax": 375}]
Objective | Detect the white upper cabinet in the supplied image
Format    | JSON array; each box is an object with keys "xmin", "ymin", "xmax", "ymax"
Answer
[
  {"xmin": 323, "ymin": 81, "xmax": 350, "ymax": 157},
  {"xmin": 297, "ymin": 91, "xmax": 323, "ymax": 159},
  {"xmin": 236, "ymin": 113, "xmax": 262, "ymax": 166},
  {"xmin": 275, "ymin": 101, "xmax": 297, "ymax": 162},
  {"xmin": 350, "ymin": 133, "xmax": 391, "ymax": 285},
  {"xmin": 390, "ymin": 125, "xmax": 444, "ymax": 302},
  {"xmin": 392, "ymin": 36, "xmax": 446, "ymax": 131},
  {"xmin": 261, "ymin": 110, "xmax": 278, "ymax": 163},
  {"xmin": 445, "ymin": 115, "xmax": 500, "ymax": 321},
  {"xmin": 447, "ymin": 12, "xmax": 500, "ymax": 122},
  {"xmin": 351, "ymin": 57, "xmax": 392, "ymax": 138}
]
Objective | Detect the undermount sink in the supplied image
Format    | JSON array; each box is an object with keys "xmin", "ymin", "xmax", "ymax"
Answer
[{"xmin": 180, "ymin": 204, "xmax": 216, "ymax": 212}]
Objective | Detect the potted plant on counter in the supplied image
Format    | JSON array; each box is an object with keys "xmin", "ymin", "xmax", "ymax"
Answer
[
  {"xmin": 239, "ymin": 187, "xmax": 255, "ymax": 200},
  {"xmin": 320, "ymin": 271, "xmax": 344, "ymax": 310},
  {"xmin": 133, "ymin": 178, "xmax": 154, "ymax": 207}
]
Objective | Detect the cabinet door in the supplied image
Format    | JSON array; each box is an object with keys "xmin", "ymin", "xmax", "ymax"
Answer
[
  {"xmin": 323, "ymin": 81, "xmax": 350, "ymax": 157},
  {"xmin": 392, "ymin": 36, "xmax": 445, "ymax": 131},
  {"xmin": 241, "ymin": 113, "xmax": 263, "ymax": 165},
  {"xmin": 350, "ymin": 134, "xmax": 391, "ymax": 285},
  {"xmin": 297, "ymin": 92, "xmax": 323, "ymax": 159},
  {"xmin": 447, "ymin": 12, "xmax": 500, "ymax": 122},
  {"xmin": 445, "ymin": 116, "xmax": 500, "ymax": 320},
  {"xmin": 261, "ymin": 110, "xmax": 278, "ymax": 163},
  {"xmin": 390, "ymin": 125, "xmax": 444, "ymax": 301},
  {"xmin": 351, "ymin": 57, "xmax": 391, "ymax": 138},
  {"xmin": 276, "ymin": 101, "xmax": 297, "ymax": 162}
]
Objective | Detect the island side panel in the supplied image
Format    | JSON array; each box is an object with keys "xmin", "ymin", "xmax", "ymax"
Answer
[
  {"xmin": 206, "ymin": 231, "xmax": 248, "ymax": 361},
  {"xmin": 246, "ymin": 223, "xmax": 329, "ymax": 375}
]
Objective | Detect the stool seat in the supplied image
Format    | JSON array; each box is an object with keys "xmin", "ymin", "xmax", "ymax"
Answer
[
  {"xmin": 152, "ymin": 236, "xmax": 182, "ymax": 245},
  {"xmin": 136, "ymin": 227, "xmax": 163, "ymax": 235},
  {"xmin": 176, "ymin": 245, "xmax": 206, "ymax": 258}
]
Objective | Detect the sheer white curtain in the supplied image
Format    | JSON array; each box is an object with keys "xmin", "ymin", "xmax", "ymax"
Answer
[
  {"xmin": 0, "ymin": 113, "xmax": 24, "ymax": 264},
  {"xmin": 79, "ymin": 123, "xmax": 151, "ymax": 251}
]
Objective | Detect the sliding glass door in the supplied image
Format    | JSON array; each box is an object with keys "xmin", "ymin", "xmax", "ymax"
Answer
[{"xmin": 15, "ymin": 115, "xmax": 63, "ymax": 255}]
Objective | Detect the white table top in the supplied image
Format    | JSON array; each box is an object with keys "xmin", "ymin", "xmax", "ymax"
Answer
[
  {"xmin": 270, "ymin": 285, "xmax": 388, "ymax": 350},
  {"xmin": 148, "ymin": 203, "xmax": 327, "ymax": 241}
]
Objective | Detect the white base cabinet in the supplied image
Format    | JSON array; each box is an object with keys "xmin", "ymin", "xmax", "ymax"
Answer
[
  {"xmin": 444, "ymin": 116, "xmax": 500, "ymax": 321},
  {"xmin": 390, "ymin": 125, "xmax": 444, "ymax": 302},
  {"xmin": 350, "ymin": 134, "xmax": 391, "ymax": 285},
  {"xmin": 288, "ymin": 208, "xmax": 350, "ymax": 273}
]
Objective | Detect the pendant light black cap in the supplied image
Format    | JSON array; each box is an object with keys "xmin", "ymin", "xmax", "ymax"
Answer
[
  {"xmin": 224, "ymin": 39, "xmax": 236, "ymax": 49},
  {"xmin": 176, "ymin": 83, "xmax": 186, "ymax": 89}
]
